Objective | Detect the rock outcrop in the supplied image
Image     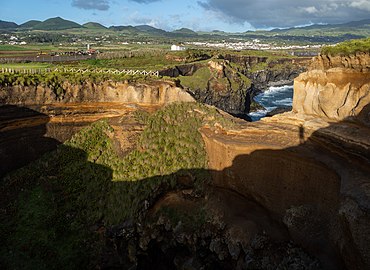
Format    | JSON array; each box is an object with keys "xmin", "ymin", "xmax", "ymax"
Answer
[
  {"xmin": 200, "ymin": 53, "xmax": 370, "ymax": 270},
  {"xmin": 293, "ymin": 54, "xmax": 370, "ymax": 125},
  {"xmin": 310, "ymin": 53, "xmax": 370, "ymax": 71},
  {"xmin": 161, "ymin": 55, "xmax": 309, "ymax": 117},
  {"xmin": 223, "ymin": 54, "xmax": 309, "ymax": 90},
  {"xmin": 181, "ymin": 60, "xmax": 254, "ymax": 118}
]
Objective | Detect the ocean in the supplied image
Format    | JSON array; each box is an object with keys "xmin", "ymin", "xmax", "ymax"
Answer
[{"xmin": 248, "ymin": 85, "xmax": 294, "ymax": 121}]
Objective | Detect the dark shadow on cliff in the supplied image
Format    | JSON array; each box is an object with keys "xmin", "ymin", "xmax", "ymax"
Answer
[
  {"xmin": 0, "ymin": 146, "xmax": 114, "ymax": 270},
  {"xmin": 1, "ymin": 105, "xmax": 369, "ymax": 270},
  {"xmin": 117, "ymin": 106, "xmax": 370, "ymax": 270},
  {"xmin": 0, "ymin": 105, "xmax": 61, "ymax": 178},
  {"xmin": 207, "ymin": 105, "xmax": 370, "ymax": 270}
]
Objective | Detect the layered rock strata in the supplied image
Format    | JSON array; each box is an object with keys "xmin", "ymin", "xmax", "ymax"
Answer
[
  {"xmin": 0, "ymin": 80, "xmax": 194, "ymax": 105},
  {"xmin": 293, "ymin": 54, "xmax": 370, "ymax": 125}
]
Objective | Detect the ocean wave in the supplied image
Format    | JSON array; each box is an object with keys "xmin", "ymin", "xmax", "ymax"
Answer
[
  {"xmin": 263, "ymin": 85, "xmax": 293, "ymax": 95},
  {"xmin": 275, "ymin": 98, "xmax": 293, "ymax": 105},
  {"xmin": 248, "ymin": 85, "xmax": 293, "ymax": 121}
]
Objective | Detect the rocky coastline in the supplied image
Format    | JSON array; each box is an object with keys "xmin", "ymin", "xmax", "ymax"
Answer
[{"xmin": 160, "ymin": 55, "xmax": 309, "ymax": 117}]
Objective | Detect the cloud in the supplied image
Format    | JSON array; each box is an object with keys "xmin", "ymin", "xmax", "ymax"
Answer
[
  {"xmin": 302, "ymin": 6, "xmax": 319, "ymax": 14},
  {"xmin": 72, "ymin": 0, "xmax": 110, "ymax": 11},
  {"xmin": 350, "ymin": 0, "xmax": 370, "ymax": 11},
  {"xmin": 198, "ymin": 0, "xmax": 370, "ymax": 28}
]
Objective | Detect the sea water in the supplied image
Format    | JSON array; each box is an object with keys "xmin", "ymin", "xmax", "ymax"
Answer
[{"xmin": 248, "ymin": 85, "xmax": 294, "ymax": 121}]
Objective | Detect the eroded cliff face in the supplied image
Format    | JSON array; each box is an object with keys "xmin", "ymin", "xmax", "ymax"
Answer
[
  {"xmin": 0, "ymin": 80, "xmax": 194, "ymax": 105},
  {"xmin": 201, "ymin": 54, "xmax": 370, "ymax": 270},
  {"xmin": 293, "ymin": 54, "xmax": 370, "ymax": 125},
  {"xmin": 310, "ymin": 53, "xmax": 370, "ymax": 71}
]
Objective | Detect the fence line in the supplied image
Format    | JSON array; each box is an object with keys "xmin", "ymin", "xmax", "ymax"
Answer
[{"xmin": 0, "ymin": 67, "xmax": 159, "ymax": 77}]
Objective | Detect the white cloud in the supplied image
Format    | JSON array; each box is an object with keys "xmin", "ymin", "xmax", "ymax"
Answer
[
  {"xmin": 302, "ymin": 6, "xmax": 319, "ymax": 14},
  {"xmin": 350, "ymin": 0, "xmax": 370, "ymax": 12}
]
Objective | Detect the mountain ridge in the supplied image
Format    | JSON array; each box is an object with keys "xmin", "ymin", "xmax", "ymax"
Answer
[{"xmin": 1, "ymin": 17, "xmax": 369, "ymax": 37}]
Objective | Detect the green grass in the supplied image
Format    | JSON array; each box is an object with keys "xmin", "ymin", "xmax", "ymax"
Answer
[
  {"xmin": 1, "ymin": 103, "xmax": 235, "ymax": 269},
  {"xmin": 0, "ymin": 63, "xmax": 53, "ymax": 69},
  {"xmin": 0, "ymin": 44, "xmax": 36, "ymax": 51},
  {"xmin": 0, "ymin": 72, "xmax": 145, "ymax": 96},
  {"xmin": 321, "ymin": 37, "xmax": 370, "ymax": 56},
  {"xmin": 249, "ymin": 61, "xmax": 269, "ymax": 72},
  {"xmin": 179, "ymin": 67, "xmax": 211, "ymax": 89},
  {"xmin": 180, "ymin": 61, "xmax": 251, "ymax": 92}
]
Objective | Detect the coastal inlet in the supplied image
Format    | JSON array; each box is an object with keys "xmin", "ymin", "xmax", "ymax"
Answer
[{"xmin": 249, "ymin": 85, "xmax": 294, "ymax": 121}]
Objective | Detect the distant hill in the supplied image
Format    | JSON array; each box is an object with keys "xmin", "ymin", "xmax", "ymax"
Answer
[
  {"xmin": 339, "ymin": 19, "xmax": 370, "ymax": 28},
  {"xmin": 299, "ymin": 19, "xmax": 370, "ymax": 30},
  {"xmin": 109, "ymin": 25, "xmax": 139, "ymax": 33},
  {"xmin": 32, "ymin": 17, "xmax": 82, "ymax": 30},
  {"xmin": 135, "ymin": 25, "xmax": 167, "ymax": 35},
  {"xmin": 270, "ymin": 19, "xmax": 370, "ymax": 33},
  {"xmin": 172, "ymin": 28, "xmax": 197, "ymax": 36},
  {"xmin": 109, "ymin": 24, "xmax": 167, "ymax": 36},
  {"xmin": 19, "ymin": 20, "xmax": 42, "ymax": 29},
  {"xmin": 1, "ymin": 16, "xmax": 369, "ymax": 44},
  {"xmin": 83, "ymin": 22, "xmax": 107, "ymax": 29},
  {"xmin": 0, "ymin": 20, "xmax": 18, "ymax": 29}
]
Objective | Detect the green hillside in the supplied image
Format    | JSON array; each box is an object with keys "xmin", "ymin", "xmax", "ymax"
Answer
[
  {"xmin": 32, "ymin": 17, "xmax": 82, "ymax": 30},
  {"xmin": 135, "ymin": 24, "xmax": 167, "ymax": 35},
  {"xmin": 83, "ymin": 22, "xmax": 107, "ymax": 30},
  {"xmin": 0, "ymin": 20, "xmax": 18, "ymax": 29},
  {"xmin": 109, "ymin": 25, "xmax": 139, "ymax": 33},
  {"xmin": 19, "ymin": 20, "xmax": 42, "ymax": 29},
  {"xmin": 172, "ymin": 28, "xmax": 198, "ymax": 35}
]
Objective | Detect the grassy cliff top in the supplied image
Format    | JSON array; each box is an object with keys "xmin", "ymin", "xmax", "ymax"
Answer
[{"xmin": 321, "ymin": 37, "xmax": 370, "ymax": 56}]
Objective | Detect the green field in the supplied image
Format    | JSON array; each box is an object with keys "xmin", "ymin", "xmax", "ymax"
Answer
[
  {"xmin": 0, "ymin": 63, "xmax": 53, "ymax": 69},
  {"xmin": 0, "ymin": 45, "xmax": 36, "ymax": 51}
]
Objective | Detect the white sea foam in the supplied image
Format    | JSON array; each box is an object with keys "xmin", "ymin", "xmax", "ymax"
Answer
[{"xmin": 248, "ymin": 85, "xmax": 293, "ymax": 121}]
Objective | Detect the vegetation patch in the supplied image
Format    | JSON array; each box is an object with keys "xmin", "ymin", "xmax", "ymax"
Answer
[
  {"xmin": 1, "ymin": 102, "xmax": 235, "ymax": 269},
  {"xmin": 321, "ymin": 37, "xmax": 370, "ymax": 56},
  {"xmin": 0, "ymin": 71, "xmax": 143, "ymax": 89},
  {"xmin": 179, "ymin": 67, "xmax": 211, "ymax": 90},
  {"xmin": 249, "ymin": 61, "xmax": 269, "ymax": 72}
]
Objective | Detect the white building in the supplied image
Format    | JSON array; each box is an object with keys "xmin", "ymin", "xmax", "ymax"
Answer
[{"xmin": 171, "ymin": 44, "xmax": 186, "ymax": 51}]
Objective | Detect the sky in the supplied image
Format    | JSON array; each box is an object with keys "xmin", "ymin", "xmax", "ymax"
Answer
[{"xmin": 1, "ymin": 0, "xmax": 370, "ymax": 32}]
